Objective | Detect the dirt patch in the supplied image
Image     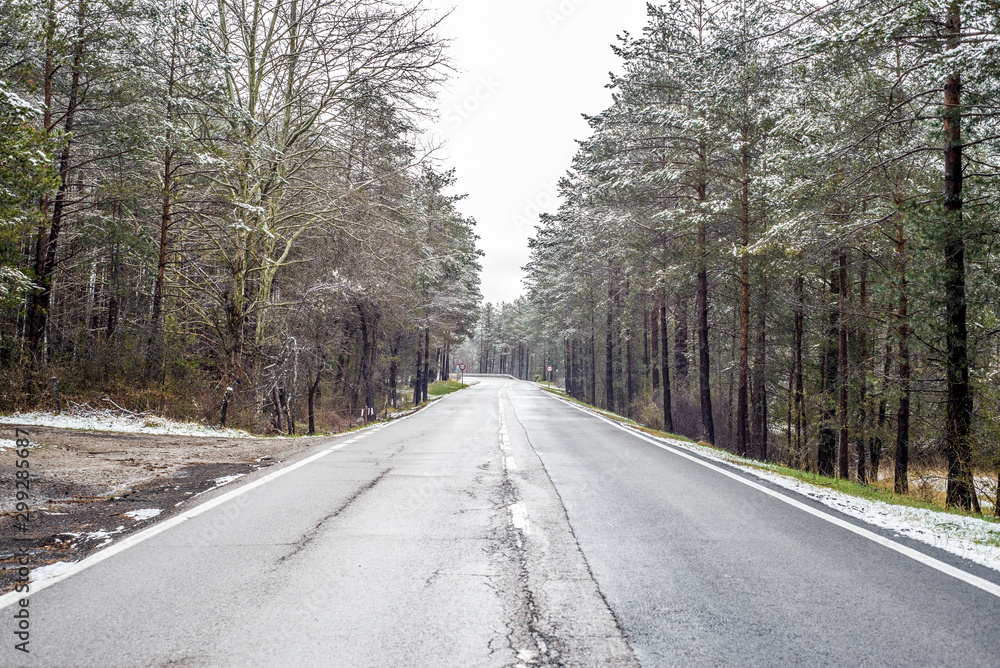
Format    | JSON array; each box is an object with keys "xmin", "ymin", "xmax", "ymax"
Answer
[{"xmin": 0, "ymin": 423, "xmax": 326, "ymax": 595}]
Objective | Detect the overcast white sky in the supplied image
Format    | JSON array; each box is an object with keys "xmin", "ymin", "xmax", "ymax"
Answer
[{"xmin": 423, "ymin": 0, "xmax": 650, "ymax": 305}]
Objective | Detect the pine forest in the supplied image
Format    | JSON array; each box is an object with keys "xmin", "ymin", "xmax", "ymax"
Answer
[
  {"xmin": 477, "ymin": 0, "xmax": 1000, "ymax": 512},
  {"xmin": 0, "ymin": 0, "xmax": 482, "ymax": 433},
  {"xmin": 4, "ymin": 1, "xmax": 1000, "ymax": 512}
]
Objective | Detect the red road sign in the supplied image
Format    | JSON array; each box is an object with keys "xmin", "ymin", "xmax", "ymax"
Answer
[
  {"xmin": 459, "ymin": 363, "xmax": 466, "ymax": 371},
  {"xmin": 546, "ymin": 365, "xmax": 553, "ymax": 373}
]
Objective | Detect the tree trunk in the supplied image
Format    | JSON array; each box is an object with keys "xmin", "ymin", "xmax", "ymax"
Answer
[
  {"xmin": 751, "ymin": 269, "xmax": 767, "ymax": 461},
  {"xmin": 350, "ymin": 352, "xmax": 361, "ymax": 414},
  {"xmin": 285, "ymin": 387, "xmax": 295, "ymax": 435},
  {"xmin": 31, "ymin": 0, "xmax": 55, "ymax": 354},
  {"xmin": 389, "ymin": 337, "xmax": 399, "ymax": 408},
  {"xmin": 660, "ymin": 297, "xmax": 673, "ymax": 433},
  {"xmin": 643, "ymin": 305, "xmax": 650, "ymax": 386},
  {"xmin": 786, "ymin": 360, "xmax": 794, "ymax": 464},
  {"xmin": 728, "ymin": 304, "xmax": 736, "ymax": 446},
  {"xmin": 564, "ymin": 339, "xmax": 572, "ymax": 397},
  {"xmin": 651, "ymin": 305, "xmax": 661, "ymax": 390},
  {"xmin": 737, "ymin": 202, "xmax": 750, "ymax": 457},
  {"xmin": 574, "ymin": 339, "xmax": 581, "ymax": 398},
  {"xmin": 479, "ymin": 320, "xmax": 485, "ymax": 373},
  {"xmin": 359, "ymin": 305, "xmax": 377, "ymax": 423},
  {"xmin": 148, "ymin": 145, "xmax": 174, "ymax": 371},
  {"xmin": 105, "ymin": 237, "xmax": 121, "ymax": 342},
  {"xmin": 674, "ymin": 293, "xmax": 689, "ymax": 381},
  {"xmin": 576, "ymin": 339, "xmax": 583, "ymax": 399},
  {"xmin": 818, "ymin": 263, "xmax": 838, "ymax": 477},
  {"xmin": 414, "ymin": 345, "xmax": 422, "ymax": 407},
  {"xmin": 422, "ymin": 327, "xmax": 430, "ymax": 403},
  {"xmin": 616, "ymin": 293, "xmax": 625, "ymax": 413},
  {"xmin": 220, "ymin": 386, "xmax": 233, "ymax": 428},
  {"xmin": 626, "ymin": 306, "xmax": 634, "ymax": 417},
  {"xmin": 697, "ymin": 216, "xmax": 715, "ymax": 444},
  {"xmin": 838, "ymin": 250, "xmax": 849, "ymax": 479},
  {"xmin": 308, "ymin": 357, "xmax": 325, "ymax": 435},
  {"xmin": 273, "ymin": 384, "xmax": 285, "ymax": 433},
  {"xmin": 942, "ymin": 7, "xmax": 978, "ymax": 511},
  {"xmin": 872, "ymin": 336, "xmax": 891, "ymax": 484},
  {"xmin": 793, "ymin": 269, "xmax": 805, "ymax": 468},
  {"xmin": 606, "ymin": 280, "xmax": 615, "ymax": 411},
  {"xmin": 149, "ymin": 26, "xmax": 180, "ymax": 372},
  {"xmin": 30, "ymin": 4, "xmax": 86, "ymax": 357},
  {"xmin": 590, "ymin": 303, "xmax": 597, "ymax": 404},
  {"xmin": 857, "ymin": 263, "xmax": 869, "ymax": 485},
  {"xmin": 895, "ymin": 219, "xmax": 910, "ymax": 494}
]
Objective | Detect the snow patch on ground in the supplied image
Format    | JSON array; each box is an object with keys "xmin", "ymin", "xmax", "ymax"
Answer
[
  {"xmin": 31, "ymin": 561, "xmax": 77, "ymax": 582},
  {"xmin": 659, "ymin": 435, "xmax": 1000, "ymax": 573},
  {"xmin": 193, "ymin": 474, "xmax": 245, "ymax": 498},
  {"xmin": 212, "ymin": 474, "xmax": 243, "ymax": 487},
  {"xmin": 0, "ymin": 439, "xmax": 17, "ymax": 450},
  {"xmin": 124, "ymin": 508, "xmax": 162, "ymax": 521},
  {"xmin": 70, "ymin": 526, "xmax": 127, "ymax": 548},
  {"xmin": 0, "ymin": 411, "xmax": 253, "ymax": 438}
]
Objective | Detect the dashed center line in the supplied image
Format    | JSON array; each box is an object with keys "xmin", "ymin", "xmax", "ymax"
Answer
[
  {"xmin": 510, "ymin": 502, "xmax": 531, "ymax": 535},
  {"xmin": 499, "ymin": 388, "xmax": 528, "ymax": 534}
]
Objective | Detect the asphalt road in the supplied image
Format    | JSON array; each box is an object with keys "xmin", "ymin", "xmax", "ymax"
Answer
[{"xmin": 2, "ymin": 377, "xmax": 999, "ymax": 666}]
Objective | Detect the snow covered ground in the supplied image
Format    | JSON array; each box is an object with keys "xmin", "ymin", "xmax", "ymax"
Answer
[
  {"xmin": 124, "ymin": 509, "xmax": 162, "ymax": 521},
  {"xmin": 30, "ymin": 561, "xmax": 77, "ymax": 582},
  {"xmin": 54, "ymin": 526, "xmax": 127, "ymax": 551},
  {"xmin": 191, "ymin": 474, "xmax": 245, "ymax": 498},
  {"xmin": 0, "ymin": 410, "xmax": 253, "ymax": 438}
]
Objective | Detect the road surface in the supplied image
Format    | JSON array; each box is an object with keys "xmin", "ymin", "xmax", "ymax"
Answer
[{"xmin": 2, "ymin": 377, "xmax": 999, "ymax": 666}]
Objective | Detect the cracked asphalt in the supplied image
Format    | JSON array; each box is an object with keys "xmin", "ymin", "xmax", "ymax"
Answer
[
  {"xmin": 0, "ymin": 378, "xmax": 632, "ymax": 667},
  {"xmin": 3, "ymin": 377, "xmax": 999, "ymax": 666}
]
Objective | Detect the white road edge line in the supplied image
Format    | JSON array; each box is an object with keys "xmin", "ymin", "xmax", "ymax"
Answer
[
  {"xmin": 0, "ymin": 396, "xmax": 448, "ymax": 611},
  {"xmin": 542, "ymin": 390, "xmax": 1000, "ymax": 600}
]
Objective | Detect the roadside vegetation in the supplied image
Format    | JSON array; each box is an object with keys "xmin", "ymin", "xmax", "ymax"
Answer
[
  {"xmin": 471, "ymin": 1, "xmax": 1000, "ymax": 516},
  {"xmin": 0, "ymin": 1, "xmax": 481, "ymax": 435},
  {"xmin": 428, "ymin": 379, "xmax": 467, "ymax": 397}
]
